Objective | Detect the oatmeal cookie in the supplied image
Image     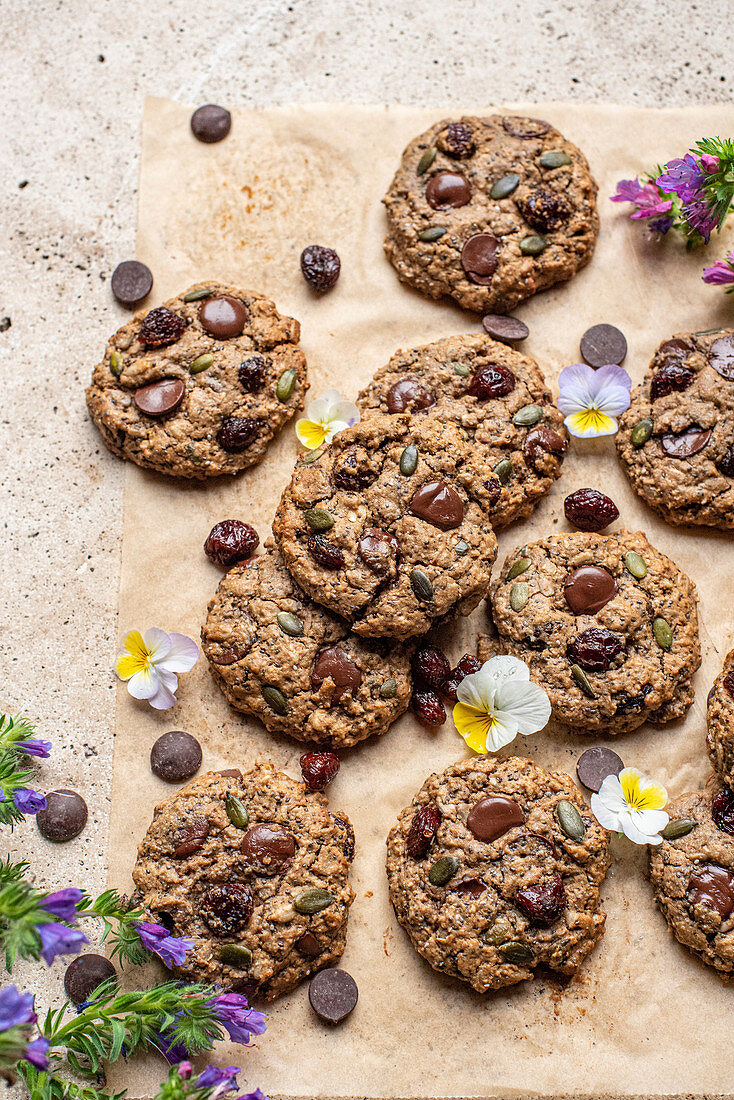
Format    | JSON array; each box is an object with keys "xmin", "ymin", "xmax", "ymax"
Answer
[{"xmin": 707, "ymin": 649, "xmax": 734, "ymax": 786}]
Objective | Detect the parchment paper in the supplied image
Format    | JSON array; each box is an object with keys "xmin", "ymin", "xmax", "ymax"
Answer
[{"xmin": 108, "ymin": 100, "xmax": 734, "ymax": 1100}]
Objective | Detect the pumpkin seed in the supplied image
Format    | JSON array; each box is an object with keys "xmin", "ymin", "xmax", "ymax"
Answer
[
  {"xmin": 399, "ymin": 444, "xmax": 419, "ymax": 476},
  {"xmin": 453, "ymin": 362, "xmax": 470, "ymax": 377},
  {"xmin": 190, "ymin": 353, "xmax": 213, "ymax": 374},
  {"xmin": 483, "ymin": 917, "xmax": 513, "ymax": 945},
  {"xmin": 416, "ymin": 146, "xmax": 437, "ymax": 174},
  {"xmin": 631, "ymin": 417, "xmax": 653, "ymax": 448},
  {"xmin": 217, "ymin": 944, "xmax": 252, "ymax": 968},
  {"xmin": 624, "ymin": 550, "xmax": 647, "ymax": 579},
  {"xmin": 109, "ymin": 351, "xmax": 122, "ymax": 376},
  {"xmin": 225, "ymin": 793, "xmax": 249, "ymax": 831},
  {"xmin": 513, "ymin": 404, "xmax": 543, "ymax": 427},
  {"xmin": 519, "ymin": 235, "xmax": 548, "ymax": 255},
  {"xmin": 494, "ymin": 458, "xmax": 513, "ymax": 485},
  {"xmin": 410, "ymin": 568, "xmax": 434, "ymax": 602},
  {"xmin": 455, "ymin": 539, "xmax": 469, "ymax": 555},
  {"xmin": 661, "ymin": 817, "xmax": 697, "ymax": 840},
  {"xmin": 555, "ymin": 799, "xmax": 586, "ymax": 841},
  {"xmin": 293, "ymin": 888, "xmax": 334, "ymax": 915},
  {"xmin": 539, "ymin": 150, "xmax": 572, "ymax": 168},
  {"xmin": 490, "ymin": 173, "xmax": 520, "ymax": 200},
  {"xmin": 428, "ymin": 855, "xmax": 459, "ymax": 886},
  {"xmin": 418, "ymin": 226, "xmax": 447, "ymax": 242},
  {"xmin": 299, "ymin": 447, "xmax": 324, "ymax": 465},
  {"xmin": 379, "ymin": 678, "xmax": 398, "ymax": 699},
  {"xmin": 262, "ymin": 685, "xmax": 288, "ymax": 715},
  {"xmin": 305, "ymin": 507, "xmax": 334, "ymax": 532},
  {"xmin": 653, "ymin": 616, "xmax": 673, "ymax": 651},
  {"xmin": 182, "ymin": 287, "xmax": 214, "ymax": 302},
  {"xmin": 507, "ymin": 557, "xmax": 531, "ymax": 580},
  {"xmin": 276, "ymin": 368, "xmax": 297, "ymax": 402},
  {"xmin": 571, "ymin": 663, "xmax": 596, "ymax": 698},
  {"xmin": 509, "ymin": 581, "xmax": 529, "ymax": 611},
  {"xmin": 277, "ymin": 611, "xmax": 304, "ymax": 637},
  {"xmin": 499, "ymin": 941, "xmax": 534, "ymax": 964}
]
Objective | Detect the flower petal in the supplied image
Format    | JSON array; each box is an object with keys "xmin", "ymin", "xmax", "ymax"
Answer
[
  {"xmin": 481, "ymin": 655, "xmax": 530, "ymax": 682},
  {"xmin": 557, "ymin": 363, "xmax": 595, "ymax": 414},
  {"xmin": 147, "ymin": 679, "xmax": 178, "ymax": 711},
  {"xmin": 455, "ymin": 669, "xmax": 495, "ymax": 711},
  {"xmin": 158, "ymin": 632, "xmax": 198, "ymax": 673},
  {"xmin": 143, "ymin": 627, "xmax": 172, "ymax": 662},
  {"xmin": 589, "ymin": 364, "xmax": 632, "ymax": 417},
  {"xmin": 122, "ymin": 630, "xmax": 148, "ymax": 660},
  {"xmin": 484, "ymin": 713, "xmax": 520, "ymax": 752},
  {"xmin": 296, "ymin": 418, "xmax": 328, "ymax": 450},
  {"xmin": 453, "ymin": 704, "xmax": 495, "ymax": 753},
  {"xmin": 492, "ymin": 678, "xmax": 551, "ymax": 735},
  {"xmin": 565, "ymin": 409, "xmax": 619, "ymax": 438},
  {"xmin": 330, "ymin": 399, "xmax": 360, "ymax": 427},
  {"xmin": 115, "ymin": 653, "xmax": 142, "ymax": 681},
  {"xmin": 304, "ymin": 396, "xmax": 333, "ymax": 423},
  {"xmin": 127, "ymin": 666, "xmax": 161, "ymax": 701},
  {"xmin": 596, "ymin": 772, "xmax": 629, "ymax": 813},
  {"xmin": 590, "ymin": 790, "xmax": 622, "ymax": 832}
]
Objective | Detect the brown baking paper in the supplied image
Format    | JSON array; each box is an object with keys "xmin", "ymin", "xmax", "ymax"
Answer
[{"xmin": 107, "ymin": 100, "xmax": 734, "ymax": 1100}]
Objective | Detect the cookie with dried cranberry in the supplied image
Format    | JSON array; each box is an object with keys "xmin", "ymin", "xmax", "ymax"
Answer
[
  {"xmin": 273, "ymin": 415, "xmax": 499, "ymax": 638},
  {"xmin": 201, "ymin": 544, "xmax": 412, "ymax": 747},
  {"xmin": 649, "ymin": 781, "xmax": 734, "ymax": 974},
  {"xmin": 483, "ymin": 531, "xmax": 700, "ymax": 735},
  {"xmin": 383, "ymin": 115, "xmax": 598, "ymax": 314},
  {"xmin": 707, "ymin": 649, "xmax": 734, "ymax": 786},
  {"xmin": 616, "ymin": 329, "xmax": 734, "ymax": 527},
  {"xmin": 131, "ymin": 766, "xmax": 355, "ymax": 1000},
  {"xmin": 86, "ymin": 281, "xmax": 307, "ymax": 478},
  {"xmin": 386, "ymin": 755, "xmax": 609, "ymax": 992},
  {"xmin": 356, "ymin": 334, "xmax": 567, "ymax": 527}
]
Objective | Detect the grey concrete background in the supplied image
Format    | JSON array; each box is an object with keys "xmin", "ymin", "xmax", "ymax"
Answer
[{"xmin": 0, "ymin": 0, "xmax": 731, "ymax": 1068}]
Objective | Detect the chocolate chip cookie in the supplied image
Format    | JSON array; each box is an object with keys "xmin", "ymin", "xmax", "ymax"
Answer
[
  {"xmin": 483, "ymin": 531, "xmax": 700, "ymax": 735},
  {"xmin": 132, "ymin": 766, "xmax": 355, "ymax": 1000},
  {"xmin": 273, "ymin": 415, "xmax": 499, "ymax": 638},
  {"xmin": 707, "ymin": 649, "xmax": 734, "ymax": 786},
  {"xmin": 386, "ymin": 755, "xmax": 609, "ymax": 992},
  {"xmin": 86, "ymin": 281, "xmax": 307, "ymax": 478},
  {"xmin": 649, "ymin": 781, "xmax": 734, "ymax": 974},
  {"xmin": 356, "ymin": 334, "xmax": 567, "ymax": 527},
  {"xmin": 616, "ymin": 329, "xmax": 734, "ymax": 527},
  {"xmin": 201, "ymin": 544, "xmax": 412, "ymax": 746},
  {"xmin": 383, "ymin": 115, "xmax": 598, "ymax": 314}
]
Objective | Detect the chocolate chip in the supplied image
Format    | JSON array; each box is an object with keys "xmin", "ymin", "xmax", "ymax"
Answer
[
  {"xmin": 311, "ymin": 646, "xmax": 362, "ymax": 701},
  {"xmin": 661, "ymin": 426, "xmax": 712, "ymax": 458},
  {"xmin": 308, "ymin": 968, "xmax": 358, "ymax": 1025},
  {"xmin": 385, "ymin": 377, "xmax": 435, "ymax": 413},
  {"xmin": 409, "ymin": 480, "xmax": 464, "ymax": 530},
  {"xmin": 454, "ymin": 877, "xmax": 487, "ymax": 897},
  {"xmin": 219, "ymin": 769, "xmax": 243, "ymax": 779},
  {"xmin": 688, "ymin": 864, "xmax": 734, "ymax": 919},
  {"xmin": 150, "ymin": 731, "xmax": 202, "ymax": 783},
  {"xmin": 563, "ymin": 565, "xmax": 618, "ymax": 614},
  {"xmin": 198, "ymin": 295, "xmax": 247, "ymax": 338},
  {"xmin": 64, "ymin": 954, "xmax": 116, "ymax": 1004},
  {"xmin": 190, "ymin": 104, "xmax": 232, "ymax": 144},
  {"xmin": 36, "ymin": 790, "xmax": 88, "ymax": 842},
  {"xmin": 709, "ymin": 334, "xmax": 734, "ymax": 380},
  {"xmin": 296, "ymin": 931, "xmax": 322, "ymax": 956},
  {"xmin": 240, "ymin": 823, "xmax": 295, "ymax": 873},
  {"xmin": 718, "ymin": 445, "xmax": 734, "ymax": 477},
  {"xmin": 172, "ymin": 817, "xmax": 210, "ymax": 858},
  {"xmin": 134, "ymin": 378, "xmax": 185, "ymax": 418},
  {"xmin": 300, "ymin": 245, "xmax": 341, "ymax": 293},
  {"xmin": 217, "ymin": 416, "xmax": 260, "ymax": 452},
  {"xmin": 357, "ymin": 528, "xmax": 397, "ymax": 574},
  {"xmin": 461, "ymin": 234, "xmax": 499, "ymax": 284},
  {"xmin": 110, "ymin": 260, "xmax": 153, "ymax": 308},
  {"xmin": 657, "ymin": 338, "xmax": 691, "ymax": 363},
  {"xmin": 580, "ymin": 324, "xmax": 628, "ymax": 368},
  {"xmin": 425, "ymin": 171, "xmax": 472, "ymax": 209},
  {"xmin": 576, "ymin": 746, "xmax": 624, "ymax": 792},
  {"xmin": 481, "ymin": 314, "xmax": 529, "ymax": 343},
  {"xmin": 466, "ymin": 796, "xmax": 524, "ymax": 842},
  {"xmin": 524, "ymin": 425, "xmax": 567, "ymax": 469}
]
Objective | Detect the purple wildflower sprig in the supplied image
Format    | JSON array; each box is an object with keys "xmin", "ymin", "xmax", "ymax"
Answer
[
  {"xmin": 703, "ymin": 249, "xmax": 734, "ymax": 291},
  {"xmin": 0, "ymin": 985, "xmax": 50, "ymax": 1075},
  {"xmin": 0, "ymin": 714, "xmax": 50, "ymax": 826}
]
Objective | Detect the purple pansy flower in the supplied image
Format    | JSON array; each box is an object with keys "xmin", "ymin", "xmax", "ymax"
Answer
[
  {"xmin": 703, "ymin": 250, "xmax": 734, "ymax": 286},
  {"xmin": 40, "ymin": 888, "xmax": 83, "ymax": 923},
  {"xmin": 24, "ymin": 1037, "xmax": 50, "ymax": 1069},
  {"xmin": 38, "ymin": 922, "xmax": 88, "ymax": 965},
  {"xmin": 135, "ymin": 921, "xmax": 194, "ymax": 968},
  {"xmin": 15, "ymin": 739, "xmax": 52, "ymax": 758},
  {"xmin": 209, "ymin": 993, "xmax": 267, "ymax": 1045},
  {"xmin": 0, "ymin": 986, "xmax": 36, "ymax": 1030},
  {"xmin": 0, "ymin": 788, "xmax": 47, "ymax": 814}
]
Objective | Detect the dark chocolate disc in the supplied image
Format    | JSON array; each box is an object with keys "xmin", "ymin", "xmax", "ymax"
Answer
[
  {"xmin": 563, "ymin": 565, "xmax": 618, "ymax": 614},
  {"xmin": 134, "ymin": 378, "xmax": 185, "ymax": 417},
  {"xmin": 466, "ymin": 795, "xmax": 524, "ymax": 842},
  {"xmin": 308, "ymin": 968, "xmax": 358, "ymax": 1025},
  {"xmin": 660, "ymin": 427, "xmax": 712, "ymax": 458}
]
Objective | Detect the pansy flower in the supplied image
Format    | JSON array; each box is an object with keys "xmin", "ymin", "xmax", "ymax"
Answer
[
  {"xmin": 557, "ymin": 362, "xmax": 632, "ymax": 438},
  {"xmin": 453, "ymin": 655, "xmax": 551, "ymax": 753},
  {"xmin": 590, "ymin": 767, "xmax": 668, "ymax": 845},
  {"xmin": 295, "ymin": 389, "xmax": 359, "ymax": 450},
  {"xmin": 115, "ymin": 628, "xmax": 198, "ymax": 710}
]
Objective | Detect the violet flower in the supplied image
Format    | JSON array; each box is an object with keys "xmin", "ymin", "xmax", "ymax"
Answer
[
  {"xmin": 0, "ymin": 788, "xmax": 47, "ymax": 814},
  {"xmin": 15, "ymin": 739, "xmax": 52, "ymax": 758},
  {"xmin": 209, "ymin": 993, "xmax": 267, "ymax": 1045},
  {"xmin": 196, "ymin": 1065, "xmax": 241, "ymax": 1097},
  {"xmin": 151, "ymin": 1028, "xmax": 189, "ymax": 1065},
  {"xmin": 610, "ymin": 178, "xmax": 673, "ymax": 222},
  {"xmin": 0, "ymin": 986, "xmax": 36, "ymax": 1030},
  {"xmin": 40, "ymin": 888, "xmax": 83, "ymax": 923},
  {"xmin": 38, "ymin": 922, "xmax": 88, "ymax": 964},
  {"xmin": 703, "ymin": 250, "xmax": 734, "ymax": 288},
  {"xmin": 657, "ymin": 153, "xmax": 707, "ymax": 202},
  {"xmin": 135, "ymin": 921, "xmax": 194, "ymax": 968},
  {"xmin": 239, "ymin": 1091, "xmax": 268, "ymax": 1100},
  {"xmin": 24, "ymin": 1036, "xmax": 50, "ymax": 1069}
]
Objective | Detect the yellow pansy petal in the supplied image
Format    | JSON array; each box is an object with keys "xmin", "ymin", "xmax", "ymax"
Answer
[
  {"xmin": 566, "ymin": 409, "xmax": 617, "ymax": 436},
  {"xmin": 295, "ymin": 419, "xmax": 328, "ymax": 450},
  {"xmin": 453, "ymin": 703, "xmax": 494, "ymax": 753},
  {"xmin": 620, "ymin": 767, "xmax": 667, "ymax": 811},
  {"xmin": 122, "ymin": 630, "xmax": 148, "ymax": 660},
  {"xmin": 115, "ymin": 653, "xmax": 142, "ymax": 680}
]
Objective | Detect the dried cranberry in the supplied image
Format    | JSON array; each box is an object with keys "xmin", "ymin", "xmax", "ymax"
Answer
[
  {"xmin": 712, "ymin": 787, "xmax": 734, "ymax": 836},
  {"xmin": 412, "ymin": 690, "xmax": 447, "ymax": 727},
  {"xmin": 139, "ymin": 307, "xmax": 187, "ymax": 348},
  {"xmin": 300, "ymin": 751, "xmax": 340, "ymax": 790},
  {"xmin": 438, "ymin": 121, "xmax": 475, "ymax": 159},
  {"xmin": 724, "ymin": 672, "xmax": 734, "ymax": 700},
  {"xmin": 308, "ymin": 533, "xmax": 345, "ymax": 569},
  {"xmin": 412, "ymin": 645, "xmax": 452, "ymax": 689},
  {"xmin": 331, "ymin": 812, "xmax": 355, "ymax": 861},
  {"xmin": 172, "ymin": 817, "xmax": 210, "ymax": 858},
  {"xmin": 358, "ymin": 528, "xmax": 398, "ymax": 574},
  {"xmin": 718, "ymin": 445, "xmax": 734, "ymax": 477},
  {"xmin": 406, "ymin": 803, "xmax": 441, "ymax": 858},
  {"xmin": 564, "ymin": 488, "xmax": 619, "ymax": 532},
  {"xmin": 467, "ymin": 365, "xmax": 516, "ymax": 399},
  {"xmin": 484, "ymin": 477, "xmax": 502, "ymax": 506},
  {"xmin": 204, "ymin": 520, "xmax": 259, "ymax": 566},
  {"xmin": 517, "ymin": 190, "xmax": 571, "ymax": 233},
  {"xmin": 650, "ymin": 363, "xmax": 695, "ymax": 401},
  {"xmin": 441, "ymin": 655, "xmax": 482, "ymax": 701},
  {"xmin": 568, "ymin": 627, "xmax": 624, "ymax": 672},
  {"xmin": 515, "ymin": 872, "xmax": 566, "ymax": 927},
  {"xmin": 217, "ymin": 417, "xmax": 260, "ymax": 452},
  {"xmin": 524, "ymin": 425, "xmax": 567, "ymax": 469},
  {"xmin": 333, "ymin": 447, "xmax": 374, "ymax": 490},
  {"xmin": 200, "ymin": 883, "xmax": 253, "ymax": 935},
  {"xmin": 300, "ymin": 244, "xmax": 341, "ymax": 293},
  {"xmin": 238, "ymin": 356, "xmax": 267, "ymax": 392}
]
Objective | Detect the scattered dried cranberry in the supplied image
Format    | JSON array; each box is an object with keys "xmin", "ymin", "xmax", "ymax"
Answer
[
  {"xmin": 308, "ymin": 533, "xmax": 345, "ymax": 569},
  {"xmin": 412, "ymin": 690, "xmax": 447, "ymax": 728},
  {"xmin": 172, "ymin": 817, "xmax": 210, "ymax": 858},
  {"xmin": 412, "ymin": 645, "xmax": 452, "ymax": 689},
  {"xmin": 467, "ymin": 365, "xmax": 516, "ymax": 400},
  {"xmin": 564, "ymin": 488, "xmax": 619, "ymax": 532},
  {"xmin": 238, "ymin": 356, "xmax": 267, "ymax": 392},
  {"xmin": 200, "ymin": 883, "xmax": 253, "ymax": 935},
  {"xmin": 712, "ymin": 787, "xmax": 734, "ymax": 836},
  {"xmin": 300, "ymin": 244, "xmax": 341, "ymax": 293},
  {"xmin": 441, "ymin": 654, "xmax": 482, "ymax": 701},
  {"xmin": 517, "ymin": 190, "xmax": 571, "ymax": 233},
  {"xmin": 650, "ymin": 363, "xmax": 695, "ymax": 401},
  {"xmin": 515, "ymin": 872, "xmax": 566, "ymax": 926},
  {"xmin": 718, "ymin": 445, "xmax": 734, "ymax": 477},
  {"xmin": 484, "ymin": 477, "xmax": 502, "ymax": 507},
  {"xmin": 438, "ymin": 121, "xmax": 475, "ymax": 159},
  {"xmin": 204, "ymin": 520, "xmax": 259, "ymax": 566},
  {"xmin": 300, "ymin": 751, "xmax": 340, "ymax": 790},
  {"xmin": 568, "ymin": 627, "xmax": 624, "ymax": 672},
  {"xmin": 139, "ymin": 307, "xmax": 187, "ymax": 348},
  {"xmin": 217, "ymin": 416, "xmax": 260, "ymax": 452},
  {"xmin": 406, "ymin": 803, "xmax": 441, "ymax": 858},
  {"xmin": 333, "ymin": 447, "xmax": 374, "ymax": 490}
]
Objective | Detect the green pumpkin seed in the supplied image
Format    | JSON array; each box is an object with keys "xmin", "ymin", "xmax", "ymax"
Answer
[
  {"xmin": 653, "ymin": 616, "xmax": 673, "ymax": 651},
  {"xmin": 399, "ymin": 444, "xmax": 419, "ymax": 476},
  {"xmin": 410, "ymin": 568, "xmax": 434, "ymax": 602},
  {"xmin": 182, "ymin": 287, "xmax": 214, "ymax": 302},
  {"xmin": 453, "ymin": 362, "xmax": 471, "ymax": 377},
  {"xmin": 418, "ymin": 226, "xmax": 447, "ymax": 242},
  {"xmin": 571, "ymin": 663, "xmax": 596, "ymax": 698},
  {"xmin": 428, "ymin": 855, "xmax": 460, "ymax": 886},
  {"xmin": 277, "ymin": 611, "xmax": 304, "ymax": 638},
  {"xmin": 499, "ymin": 941, "xmax": 534, "ymax": 964},
  {"xmin": 379, "ymin": 678, "xmax": 398, "ymax": 699},
  {"xmin": 494, "ymin": 458, "xmax": 513, "ymax": 485},
  {"xmin": 507, "ymin": 557, "xmax": 531, "ymax": 580},
  {"xmin": 555, "ymin": 799, "xmax": 586, "ymax": 841},
  {"xmin": 109, "ymin": 351, "xmax": 122, "ymax": 376},
  {"xmin": 276, "ymin": 368, "xmax": 297, "ymax": 402},
  {"xmin": 299, "ymin": 447, "xmax": 324, "ymax": 465},
  {"xmin": 490, "ymin": 173, "xmax": 520, "ymax": 200},
  {"xmin": 483, "ymin": 917, "xmax": 513, "ymax": 945},
  {"xmin": 631, "ymin": 417, "xmax": 653, "ymax": 448},
  {"xmin": 190, "ymin": 353, "xmax": 213, "ymax": 374},
  {"xmin": 416, "ymin": 146, "xmax": 437, "ymax": 174},
  {"xmin": 513, "ymin": 404, "xmax": 543, "ymax": 427},
  {"xmin": 661, "ymin": 817, "xmax": 697, "ymax": 840},
  {"xmin": 217, "ymin": 944, "xmax": 252, "ymax": 968},
  {"xmin": 304, "ymin": 507, "xmax": 334, "ymax": 532},
  {"xmin": 262, "ymin": 685, "xmax": 288, "ymax": 715},
  {"xmin": 539, "ymin": 150, "xmax": 572, "ymax": 168},
  {"xmin": 293, "ymin": 888, "xmax": 334, "ymax": 915},
  {"xmin": 509, "ymin": 581, "xmax": 529, "ymax": 612},
  {"xmin": 225, "ymin": 793, "xmax": 249, "ymax": 831},
  {"xmin": 519, "ymin": 235, "xmax": 548, "ymax": 255},
  {"xmin": 455, "ymin": 539, "xmax": 469, "ymax": 555},
  {"xmin": 624, "ymin": 550, "xmax": 647, "ymax": 579}
]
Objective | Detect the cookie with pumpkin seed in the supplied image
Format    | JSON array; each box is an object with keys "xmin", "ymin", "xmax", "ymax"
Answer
[
  {"xmin": 707, "ymin": 649, "xmax": 734, "ymax": 786},
  {"xmin": 356, "ymin": 334, "xmax": 567, "ymax": 528}
]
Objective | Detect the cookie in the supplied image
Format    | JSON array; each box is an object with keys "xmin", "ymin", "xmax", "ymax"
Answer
[
  {"xmin": 273, "ymin": 415, "xmax": 499, "ymax": 638},
  {"xmin": 483, "ymin": 531, "xmax": 700, "ymax": 735},
  {"xmin": 649, "ymin": 781, "xmax": 734, "ymax": 974},
  {"xmin": 131, "ymin": 766, "xmax": 355, "ymax": 1000},
  {"xmin": 386, "ymin": 755, "xmax": 609, "ymax": 992},
  {"xmin": 356, "ymin": 334, "xmax": 568, "ymax": 527},
  {"xmin": 707, "ymin": 649, "xmax": 734, "ymax": 786},
  {"xmin": 616, "ymin": 329, "xmax": 734, "ymax": 527},
  {"xmin": 383, "ymin": 115, "xmax": 598, "ymax": 314},
  {"xmin": 86, "ymin": 281, "xmax": 307, "ymax": 478},
  {"xmin": 201, "ymin": 544, "xmax": 412, "ymax": 747}
]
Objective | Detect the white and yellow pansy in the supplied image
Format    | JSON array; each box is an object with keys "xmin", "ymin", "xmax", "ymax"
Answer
[
  {"xmin": 115, "ymin": 628, "xmax": 199, "ymax": 710},
  {"xmin": 453, "ymin": 655, "xmax": 551, "ymax": 753},
  {"xmin": 557, "ymin": 362, "xmax": 632, "ymax": 438},
  {"xmin": 590, "ymin": 766, "xmax": 669, "ymax": 845},
  {"xmin": 295, "ymin": 389, "xmax": 360, "ymax": 450}
]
